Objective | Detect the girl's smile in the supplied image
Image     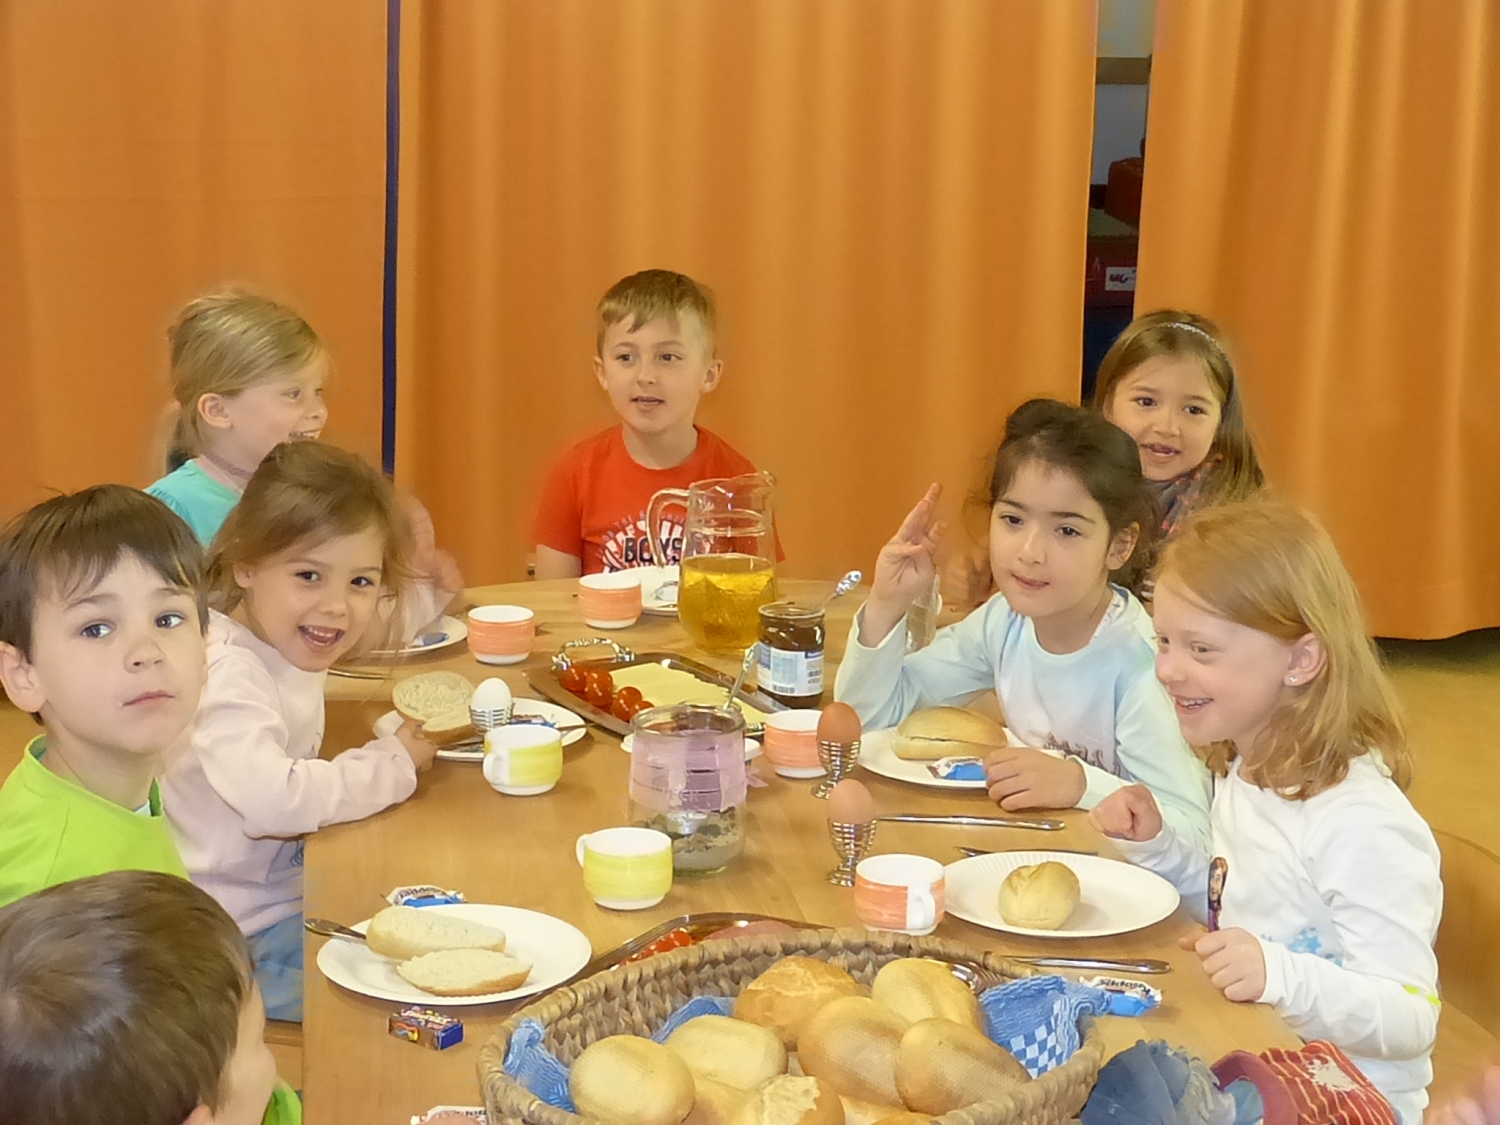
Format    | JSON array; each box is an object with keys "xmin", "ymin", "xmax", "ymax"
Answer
[{"xmin": 1105, "ymin": 355, "xmax": 1223, "ymax": 482}]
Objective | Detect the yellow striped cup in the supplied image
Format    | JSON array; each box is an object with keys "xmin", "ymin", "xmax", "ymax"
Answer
[
  {"xmin": 482, "ymin": 726, "xmax": 563, "ymax": 796},
  {"xmin": 575, "ymin": 827, "xmax": 673, "ymax": 910}
]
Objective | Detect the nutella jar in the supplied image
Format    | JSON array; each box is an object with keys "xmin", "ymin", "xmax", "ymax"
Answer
[{"xmin": 757, "ymin": 602, "xmax": 825, "ymax": 708}]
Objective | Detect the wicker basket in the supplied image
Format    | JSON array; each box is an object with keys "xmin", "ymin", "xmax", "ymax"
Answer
[{"xmin": 478, "ymin": 927, "xmax": 1104, "ymax": 1125}]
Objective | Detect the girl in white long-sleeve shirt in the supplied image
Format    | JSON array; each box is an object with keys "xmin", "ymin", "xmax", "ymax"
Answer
[
  {"xmin": 835, "ymin": 399, "xmax": 1211, "ymax": 852},
  {"xmin": 1090, "ymin": 500, "xmax": 1441, "ymax": 1124},
  {"xmin": 163, "ymin": 442, "xmax": 437, "ymax": 1021}
]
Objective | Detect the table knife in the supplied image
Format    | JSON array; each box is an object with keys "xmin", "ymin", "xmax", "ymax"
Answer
[
  {"xmin": 1010, "ymin": 954, "xmax": 1171, "ymax": 974},
  {"xmin": 954, "ymin": 845, "xmax": 1097, "ymax": 857},
  {"xmin": 875, "ymin": 813, "xmax": 1065, "ymax": 830}
]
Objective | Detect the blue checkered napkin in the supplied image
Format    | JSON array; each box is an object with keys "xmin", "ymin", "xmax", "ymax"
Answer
[
  {"xmin": 503, "ymin": 996, "xmax": 736, "ymax": 1110},
  {"xmin": 978, "ymin": 975, "xmax": 1113, "ymax": 1077}
]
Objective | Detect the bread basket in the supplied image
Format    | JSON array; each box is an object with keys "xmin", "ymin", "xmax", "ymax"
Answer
[{"xmin": 478, "ymin": 927, "xmax": 1104, "ymax": 1125}]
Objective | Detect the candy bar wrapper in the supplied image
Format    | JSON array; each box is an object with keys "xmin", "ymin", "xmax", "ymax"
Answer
[
  {"xmin": 387, "ymin": 884, "xmax": 466, "ymax": 908},
  {"xmin": 410, "ymin": 1109, "xmax": 487, "ymax": 1124},
  {"xmin": 389, "ymin": 1007, "xmax": 464, "ymax": 1050},
  {"xmin": 1081, "ymin": 975, "xmax": 1162, "ymax": 1017},
  {"xmin": 930, "ymin": 756, "xmax": 987, "ymax": 781}
]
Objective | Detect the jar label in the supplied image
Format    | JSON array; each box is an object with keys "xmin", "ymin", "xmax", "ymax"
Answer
[{"xmin": 758, "ymin": 643, "xmax": 824, "ymax": 697}]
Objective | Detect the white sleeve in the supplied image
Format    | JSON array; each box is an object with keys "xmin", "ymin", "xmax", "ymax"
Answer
[
  {"xmin": 833, "ymin": 601, "xmax": 999, "ymax": 730},
  {"xmin": 1110, "ymin": 822, "xmax": 1212, "ymax": 924},
  {"xmin": 1081, "ymin": 675, "xmax": 1212, "ymax": 855},
  {"xmin": 1257, "ymin": 801, "xmax": 1441, "ymax": 1060},
  {"xmin": 193, "ymin": 651, "xmax": 417, "ymax": 839}
]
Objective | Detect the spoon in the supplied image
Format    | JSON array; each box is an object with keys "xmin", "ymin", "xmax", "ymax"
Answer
[
  {"xmin": 725, "ymin": 645, "xmax": 757, "ymax": 709},
  {"xmin": 815, "ymin": 570, "xmax": 863, "ymax": 611},
  {"xmin": 304, "ymin": 917, "xmax": 366, "ymax": 943}
]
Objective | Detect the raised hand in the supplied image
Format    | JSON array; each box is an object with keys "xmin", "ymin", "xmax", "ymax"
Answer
[
  {"xmin": 1088, "ymin": 783, "xmax": 1164, "ymax": 842},
  {"xmin": 859, "ymin": 484, "xmax": 944, "ymax": 645}
]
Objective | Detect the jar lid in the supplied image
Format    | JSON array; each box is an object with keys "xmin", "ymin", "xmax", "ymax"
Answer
[{"xmin": 758, "ymin": 600, "xmax": 824, "ymax": 624}]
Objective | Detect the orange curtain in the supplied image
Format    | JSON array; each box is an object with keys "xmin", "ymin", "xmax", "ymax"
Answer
[
  {"xmin": 0, "ymin": 0, "xmax": 388, "ymax": 520},
  {"xmin": 1136, "ymin": 0, "xmax": 1500, "ymax": 638},
  {"xmin": 396, "ymin": 0, "xmax": 1098, "ymax": 584}
]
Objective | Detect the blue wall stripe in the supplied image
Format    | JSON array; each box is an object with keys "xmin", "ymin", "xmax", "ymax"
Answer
[{"xmin": 380, "ymin": 0, "xmax": 402, "ymax": 476}]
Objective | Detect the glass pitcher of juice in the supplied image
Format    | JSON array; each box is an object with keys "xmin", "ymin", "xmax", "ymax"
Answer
[{"xmin": 648, "ymin": 471, "xmax": 777, "ymax": 654}]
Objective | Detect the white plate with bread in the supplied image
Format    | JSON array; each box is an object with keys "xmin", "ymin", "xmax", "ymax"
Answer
[
  {"xmin": 374, "ymin": 702, "xmax": 588, "ymax": 760},
  {"xmin": 858, "ymin": 706, "xmax": 1021, "ymax": 791},
  {"xmin": 315, "ymin": 903, "xmax": 592, "ymax": 1005},
  {"xmin": 944, "ymin": 850, "xmax": 1180, "ymax": 938}
]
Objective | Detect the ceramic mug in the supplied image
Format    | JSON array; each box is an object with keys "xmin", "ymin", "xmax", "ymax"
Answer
[
  {"xmin": 467, "ymin": 604, "xmax": 536, "ymax": 665},
  {"xmin": 577, "ymin": 572, "xmax": 643, "ymax": 629},
  {"xmin": 482, "ymin": 725, "xmax": 563, "ymax": 796},
  {"xmin": 575, "ymin": 826, "xmax": 674, "ymax": 909},
  {"xmin": 761, "ymin": 709, "xmax": 825, "ymax": 779},
  {"xmin": 854, "ymin": 853, "xmax": 946, "ymax": 936}
]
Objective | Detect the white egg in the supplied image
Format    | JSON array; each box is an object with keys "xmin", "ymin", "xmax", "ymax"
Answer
[{"xmin": 471, "ymin": 677, "xmax": 513, "ymax": 711}]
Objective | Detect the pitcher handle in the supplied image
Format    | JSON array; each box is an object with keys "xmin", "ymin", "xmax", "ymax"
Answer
[{"xmin": 645, "ymin": 487, "xmax": 691, "ymax": 568}]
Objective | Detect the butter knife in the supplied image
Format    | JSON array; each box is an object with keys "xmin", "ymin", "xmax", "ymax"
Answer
[
  {"xmin": 955, "ymin": 845, "xmax": 1097, "ymax": 857},
  {"xmin": 1010, "ymin": 955, "xmax": 1171, "ymax": 974},
  {"xmin": 875, "ymin": 814, "xmax": 1065, "ymax": 831}
]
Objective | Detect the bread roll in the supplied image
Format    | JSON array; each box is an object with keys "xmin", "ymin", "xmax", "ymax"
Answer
[
  {"xmin": 838, "ymin": 1098, "xmax": 907, "ymax": 1125},
  {"xmin": 395, "ymin": 949, "xmax": 531, "ymax": 996},
  {"xmin": 869, "ymin": 959, "xmax": 981, "ymax": 1031},
  {"xmin": 871, "ymin": 1115, "xmax": 934, "ymax": 1125},
  {"xmin": 571, "ymin": 1036, "xmax": 696, "ymax": 1125},
  {"xmin": 366, "ymin": 905, "xmax": 508, "ymax": 960},
  {"xmin": 893, "ymin": 1018, "xmax": 1030, "ymax": 1114},
  {"xmin": 796, "ymin": 997, "xmax": 908, "ymax": 1106},
  {"xmin": 729, "ymin": 1076, "xmax": 844, "ymax": 1125},
  {"xmin": 735, "ymin": 956, "xmax": 867, "ymax": 1048},
  {"xmin": 392, "ymin": 671, "xmax": 474, "ymax": 744},
  {"xmin": 686, "ymin": 1077, "xmax": 750, "ymax": 1125},
  {"xmin": 666, "ymin": 1015, "xmax": 787, "ymax": 1090},
  {"xmin": 998, "ymin": 861, "xmax": 1081, "ymax": 930},
  {"xmin": 893, "ymin": 708, "xmax": 1006, "ymax": 761}
]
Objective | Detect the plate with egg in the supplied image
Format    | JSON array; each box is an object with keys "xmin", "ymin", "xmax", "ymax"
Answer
[
  {"xmin": 376, "ymin": 672, "xmax": 587, "ymax": 761},
  {"xmin": 943, "ymin": 850, "xmax": 1180, "ymax": 938}
]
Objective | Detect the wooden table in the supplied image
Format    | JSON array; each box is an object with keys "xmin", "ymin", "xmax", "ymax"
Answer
[{"xmin": 304, "ymin": 579, "xmax": 1298, "ymax": 1124}]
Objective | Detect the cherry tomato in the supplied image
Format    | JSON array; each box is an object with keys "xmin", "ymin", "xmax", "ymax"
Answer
[
  {"xmin": 610, "ymin": 693, "xmax": 635, "ymax": 722},
  {"xmin": 616, "ymin": 686, "xmax": 643, "ymax": 707},
  {"xmin": 585, "ymin": 683, "xmax": 613, "ymax": 710},
  {"xmin": 593, "ymin": 669, "xmax": 615, "ymax": 695},
  {"xmin": 625, "ymin": 929, "xmax": 697, "ymax": 961},
  {"xmin": 624, "ymin": 698, "xmax": 651, "ymax": 720},
  {"xmin": 560, "ymin": 667, "xmax": 587, "ymax": 695}
]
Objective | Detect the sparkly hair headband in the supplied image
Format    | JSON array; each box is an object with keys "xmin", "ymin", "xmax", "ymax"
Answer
[{"xmin": 1165, "ymin": 321, "xmax": 1220, "ymax": 348}]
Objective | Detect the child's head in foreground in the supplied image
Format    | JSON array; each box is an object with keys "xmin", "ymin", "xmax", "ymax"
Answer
[
  {"xmin": 980, "ymin": 398, "xmax": 1155, "ymax": 619},
  {"xmin": 593, "ymin": 269, "xmax": 722, "ymax": 440},
  {"xmin": 165, "ymin": 290, "xmax": 328, "ymax": 474},
  {"xmin": 0, "ymin": 870, "xmax": 276, "ymax": 1125},
  {"xmin": 1091, "ymin": 309, "xmax": 1263, "ymax": 501},
  {"xmin": 1152, "ymin": 499, "xmax": 1407, "ymax": 799},
  {"xmin": 207, "ymin": 441, "xmax": 414, "ymax": 669},
  {"xmin": 0, "ymin": 486, "xmax": 207, "ymax": 755}
]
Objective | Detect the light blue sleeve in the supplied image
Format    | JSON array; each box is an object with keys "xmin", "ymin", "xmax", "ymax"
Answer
[
  {"xmin": 833, "ymin": 599, "xmax": 1003, "ymax": 730},
  {"xmin": 1112, "ymin": 823, "xmax": 1212, "ymax": 924}
]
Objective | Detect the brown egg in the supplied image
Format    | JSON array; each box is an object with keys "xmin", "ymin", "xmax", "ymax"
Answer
[
  {"xmin": 818, "ymin": 702, "xmax": 863, "ymax": 745},
  {"xmin": 828, "ymin": 779, "xmax": 877, "ymax": 825}
]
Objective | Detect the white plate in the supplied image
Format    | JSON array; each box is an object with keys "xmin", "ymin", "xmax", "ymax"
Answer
[
  {"xmin": 315, "ymin": 903, "xmax": 592, "ymax": 1006},
  {"xmin": 369, "ymin": 615, "xmax": 469, "ymax": 658},
  {"xmin": 944, "ymin": 850, "xmax": 1181, "ymax": 938},
  {"xmin": 374, "ymin": 700, "xmax": 588, "ymax": 761},
  {"xmin": 621, "ymin": 733, "xmax": 762, "ymax": 761},
  {"xmin": 857, "ymin": 725, "xmax": 1018, "ymax": 791},
  {"xmin": 634, "ymin": 565, "xmax": 680, "ymax": 615}
]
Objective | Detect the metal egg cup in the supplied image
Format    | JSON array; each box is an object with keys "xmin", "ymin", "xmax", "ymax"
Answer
[
  {"xmin": 811, "ymin": 737, "xmax": 862, "ymax": 798},
  {"xmin": 469, "ymin": 704, "xmax": 515, "ymax": 736},
  {"xmin": 826, "ymin": 818, "xmax": 877, "ymax": 886}
]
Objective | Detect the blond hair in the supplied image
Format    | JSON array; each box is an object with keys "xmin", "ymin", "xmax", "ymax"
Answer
[
  {"xmin": 596, "ymin": 269, "xmax": 717, "ymax": 354},
  {"xmin": 207, "ymin": 443, "xmax": 413, "ymax": 650},
  {"xmin": 165, "ymin": 289, "xmax": 324, "ymax": 468},
  {"xmin": 1090, "ymin": 309, "xmax": 1264, "ymax": 504},
  {"xmin": 1159, "ymin": 500, "xmax": 1408, "ymax": 799}
]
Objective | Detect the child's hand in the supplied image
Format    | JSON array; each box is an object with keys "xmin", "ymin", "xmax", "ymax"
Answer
[
  {"xmin": 984, "ymin": 747, "xmax": 1086, "ymax": 811},
  {"xmin": 1088, "ymin": 784, "xmax": 1164, "ymax": 842},
  {"xmin": 402, "ymin": 496, "xmax": 464, "ymax": 604},
  {"xmin": 861, "ymin": 484, "xmax": 944, "ymax": 645},
  {"xmin": 1183, "ymin": 926, "xmax": 1266, "ymax": 1002},
  {"xmin": 394, "ymin": 718, "xmax": 438, "ymax": 773}
]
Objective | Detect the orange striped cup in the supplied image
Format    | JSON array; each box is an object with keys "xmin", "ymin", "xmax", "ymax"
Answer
[
  {"xmin": 854, "ymin": 853, "xmax": 945, "ymax": 936},
  {"xmin": 761, "ymin": 709, "xmax": 825, "ymax": 779},
  {"xmin": 578, "ymin": 572, "xmax": 643, "ymax": 629},
  {"xmin": 467, "ymin": 605, "xmax": 535, "ymax": 665}
]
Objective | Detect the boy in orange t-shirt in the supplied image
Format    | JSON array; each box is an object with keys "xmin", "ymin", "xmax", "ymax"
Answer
[{"xmin": 533, "ymin": 270, "xmax": 760, "ymax": 577}]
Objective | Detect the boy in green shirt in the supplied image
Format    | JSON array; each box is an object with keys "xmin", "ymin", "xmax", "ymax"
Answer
[
  {"xmin": 0, "ymin": 485, "xmax": 208, "ymax": 906},
  {"xmin": 0, "ymin": 870, "xmax": 300, "ymax": 1125}
]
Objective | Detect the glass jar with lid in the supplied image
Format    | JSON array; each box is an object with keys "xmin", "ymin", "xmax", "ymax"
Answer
[{"xmin": 757, "ymin": 601, "xmax": 825, "ymax": 708}]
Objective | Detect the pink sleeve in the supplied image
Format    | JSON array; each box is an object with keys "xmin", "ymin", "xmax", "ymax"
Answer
[{"xmin": 192, "ymin": 649, "xmax": 416, "ymax": 839}]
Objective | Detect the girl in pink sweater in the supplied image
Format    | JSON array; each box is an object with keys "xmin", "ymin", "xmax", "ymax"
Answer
[{"xmin": 163, "ymin": 442, "xmax": 437, "ymax": 1022}]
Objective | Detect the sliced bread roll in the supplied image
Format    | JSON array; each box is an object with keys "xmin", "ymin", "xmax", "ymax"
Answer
[
  {"xmin": 396, "ymin": 949, "xmax": 532, "ymax": 996},
  {"xmin": 730, "ymin": 1076, "xmax": 843, "ymax": 1125},
  {"xmin": 365, "ymin": 905, "xmax": 508, "ymax": 959},
  {"xmin": 892, "ymin": 708, "xmax": 1007, "ymax": 761},
  {"xmin": 392, "ymin": 671, "xmax": 475, "ymax": 745}
]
